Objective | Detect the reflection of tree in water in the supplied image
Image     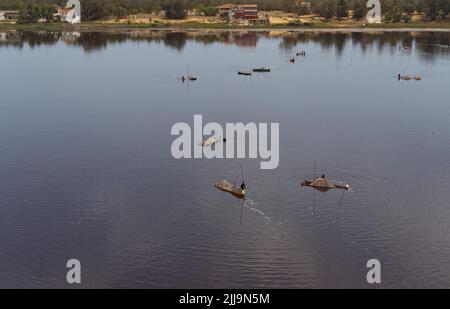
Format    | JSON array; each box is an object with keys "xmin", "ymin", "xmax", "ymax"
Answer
[
  {"xmin": 0, "ymin": 31, "xmax": 449, "ymax": 62},
  {"xmin": 334, "ymin": 32, "xmax": 347, "ymax": 57},
  {"xmin": 163, "ymin": 32, "xmax": 187, "ymax": 51},
  {"xmin": 76, "ymin": 32, "xmax": 128, "ymax": 53},
  {"xmin": 20, "ymin": 31, "xmax": 60, "ymax": 48},
  {"xmin": 193, "ymin": 33, "xmax": 219, "ymax": 46},
  {"xmin": 232, "ymin": 32, "xmax": 259, "ymax": 48},
  {"xmin": 279, "ymin": 32, "xmax": 343, "ymax": 54},
  {"xmin": 351, "ymin": 32, "xmax": 369, "ymax": 54},
  {"xmin": 415, "ymin": 32, "xmax": 450, "ymax": 62},
  {"xmin": 279, "ymin": 33, "xmax": 310, "ymax": 51}
]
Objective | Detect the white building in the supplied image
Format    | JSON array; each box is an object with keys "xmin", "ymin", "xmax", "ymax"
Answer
[
  {"xmin": 0, "ymin": 10, "xmax": 20, "ymax": 21},
  {"xmin": 55, "ymin": 0, "xmax": 81, "ymax": 24}
]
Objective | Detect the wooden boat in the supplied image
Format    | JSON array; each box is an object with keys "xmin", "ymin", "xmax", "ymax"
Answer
[
  {"xmin": 215, "ymin": 180, "xmax": 246, "ymax": 198},
  {"xmin": 400, "ymin": 75, "xmax": 422, "ymax": 81},
  {"xmin": 182, "ymin": 75, "xmax": 197, "ymax": 81},
  {"xmin": 238, "ymin": 71, "xmax": 252, "ymax": 76},
  {"xmin": 253, "ymin": 67, "xmax": 270, "ymax": 73},
  {"xmin": 301, "ymin": 176, "xmax": 350, "ymax": 192},
  {"xmin": 198, "ymin": 136, "xmax": 224, "ymax": 147}
]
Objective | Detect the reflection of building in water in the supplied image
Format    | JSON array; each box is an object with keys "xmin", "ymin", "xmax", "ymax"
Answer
[
  {"xmin": 0, "ymin": 31, "xmax": 21, "ymax": 43},
  {"xmin": 0, "ymin": 11, "xmax": 20, "ymax": 21},
  {"xmin": 232, "ymin": 33, "xmax": 259, "ymax": 48},
  {"xmin": 61, "ymin": 32, "xmax": 81, "ymax": 45}
]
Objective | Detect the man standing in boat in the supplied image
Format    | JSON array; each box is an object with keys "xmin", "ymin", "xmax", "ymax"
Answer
[{"xmin": 240, "ymin": 181, "xmax": 247, "ymax": 194}]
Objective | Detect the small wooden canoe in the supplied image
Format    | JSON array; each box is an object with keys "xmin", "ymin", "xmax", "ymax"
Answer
[
  {"xmin": 198, "ymin": 136, "xmax": 223, "ymax": 147},
  {"xmin": 400, "ymin": 75, "xmax": 422, "ymax": 81},
  {"xmin": 253, "ymin": 67, "xmax": 270, "ymax": 73},
  {"xmin": 215, "ymin": 179, "xmax": 246, "ymax": 198},
  {"xmin": 301, "ymin": 177, "xmax": 349, "ymax": 192},
  {"xmin": 182, "ymin": 75, "xmax": 197, "ymax": 81},
  {"xmin": 238, "ymin": 71, "xmax": 252, "ymax": 76}
]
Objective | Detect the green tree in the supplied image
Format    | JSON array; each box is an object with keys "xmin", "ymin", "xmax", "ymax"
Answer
[
  {"xmin": 199, "ymin": 5, "xmax": 218, "ymax": 16},
  {"xmin": 162, "ymin": 0, "xmax": 188, "ymax": 19},
  {"xmin": 313, "ymin": 0, "xmax": 337, "ymax": 19},
  {"xmin": 337, "ymin": 0, "xmax": 349, "ymax": 19},
  {"xmin": 384, "ymin": 2, "xmax": 402, "ymax": 23},
  {"xmin": 352, "ymin": 0, "xmax": 366, "ymax": 20}
]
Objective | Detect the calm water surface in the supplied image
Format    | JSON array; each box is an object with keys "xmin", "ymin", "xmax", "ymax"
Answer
[{"xmin": 1, "ymin": 30, "xmax": 450, "ymax": 288}]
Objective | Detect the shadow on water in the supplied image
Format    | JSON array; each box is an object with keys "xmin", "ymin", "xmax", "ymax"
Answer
[{"xmin": 1, "ymin": 30, "xmax": 449, "ymax": 61}]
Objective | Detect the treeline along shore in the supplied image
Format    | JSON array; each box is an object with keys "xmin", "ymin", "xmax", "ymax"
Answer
[{"xmin": 0, "ymin": 0, "xmax": 450, "ymax": 29}]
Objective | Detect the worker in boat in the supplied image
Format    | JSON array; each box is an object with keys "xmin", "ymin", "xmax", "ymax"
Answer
[
  {"xmin": 240, "ymin": 181, "xmax": 247, "ymax": 193},
  {"xmin": 398, "ymin": 74, "xmax": 401, "ymax": 80},
  {"xmin": 321, "ymin": 174, "xmax": 326, "ymax": 179},
  {"xmin": 182, "ymin": 76, "xmax": 185, "ymax": 82}
]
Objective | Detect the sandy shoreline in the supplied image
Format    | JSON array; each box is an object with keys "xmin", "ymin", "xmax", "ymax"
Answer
[{"xmin": 2, "ymin": 23, "xmax": 450, "ymax": 33}]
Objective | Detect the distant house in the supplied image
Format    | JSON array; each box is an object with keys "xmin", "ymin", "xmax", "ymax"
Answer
[
  {"xmin": 411, "ymin": 12, "xmax": 426, "ymax": 22},
  {"xmin": 217, "ymin": 3, "xmax": 234, "ymax": 18},
  {"xmin": 216, "ymin": 4, "xmax": 258, "ymax": 20},
  {"xmin": 55, "ymin": 7, "xmax": 71, "ymax": 21},
  {"xmin": 300, "ymin": 1, "xmax": 311, "ymax": 9},
  {"xmin": 54, "ymin": 5, "xmax": 81, "ymax": 24},
  {"xmin": 235, "ymin": 4, "xmax": 258, "ymax": 20},
  {"xmin": 0, "ymin": 10, "xmax": 20, "ymax": 21}
]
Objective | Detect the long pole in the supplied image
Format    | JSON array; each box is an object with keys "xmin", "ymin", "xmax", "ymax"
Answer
[{"xmin": 314, "ymin": 160, "xmax": 317, "ymax": 180}]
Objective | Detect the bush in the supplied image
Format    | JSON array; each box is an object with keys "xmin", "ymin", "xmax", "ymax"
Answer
[
  {"xmin": 200, "ymin": 6, "xmax": 218, "ymax": 17},
  {"xmin": 385, "ymin": 6, "xmax": 402, "ymax": 23},
  {"xmin": 352, "ymin": 0, "xmax": 366, "ymax": 20},
  {"xmin": 287, "ymin": 21, "xmax": 303, "ymax": 26},
  {"xmin": 401, "ymin": 14, "xmax": 411, "ymax": 23},
  {"xmin": 163, "ymin": 0, "xmax": 187, "ymax": 20}
]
